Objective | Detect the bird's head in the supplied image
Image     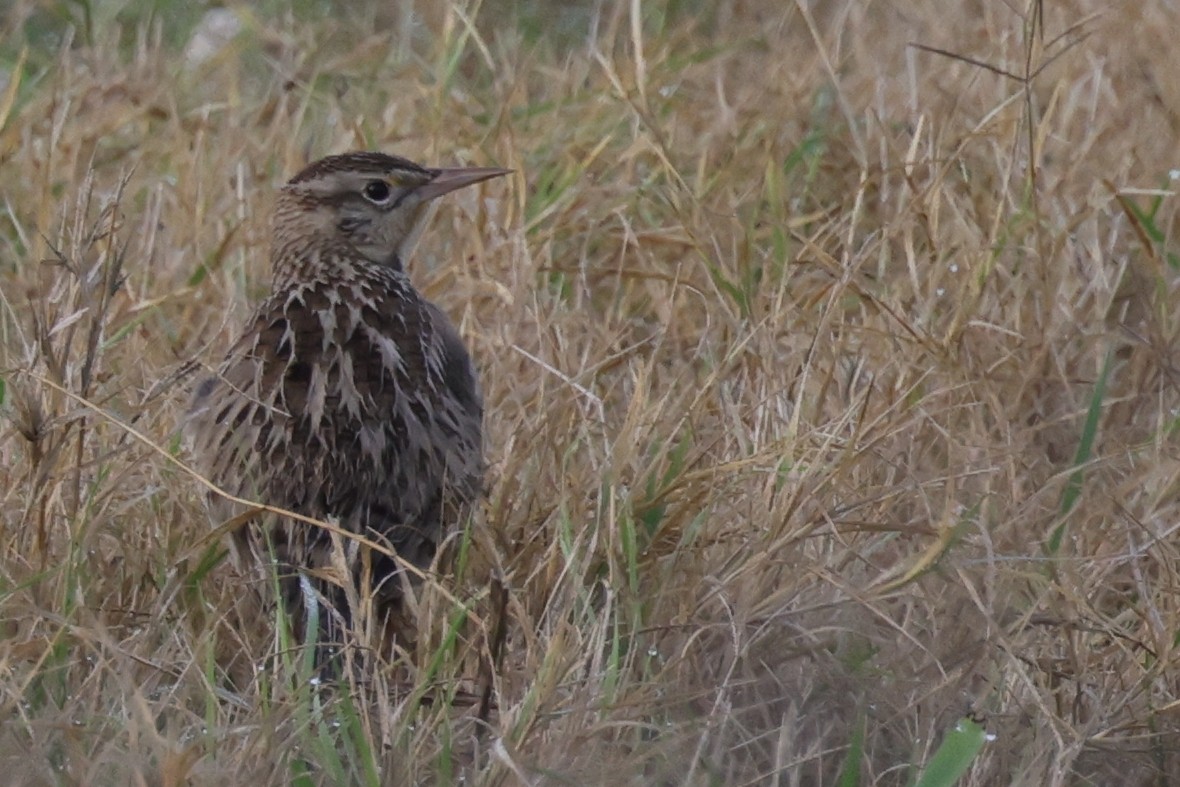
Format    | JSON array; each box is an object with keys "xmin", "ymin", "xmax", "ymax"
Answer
[{"xmin": 271, "ymin": 151, "xmax": 510, "ymax": 275}]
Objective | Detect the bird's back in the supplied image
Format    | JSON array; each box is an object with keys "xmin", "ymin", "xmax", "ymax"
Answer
[{"xmin": 187, "ymin": 260, "xmax": 483, "ymax": 599}]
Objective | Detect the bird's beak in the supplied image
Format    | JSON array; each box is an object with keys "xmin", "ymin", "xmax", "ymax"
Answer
[{"xmin": 417, "ymin": 166, "xmax": 513, "ymax": 202}]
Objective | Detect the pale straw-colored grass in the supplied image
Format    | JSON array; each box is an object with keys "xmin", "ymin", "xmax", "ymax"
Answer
[{"xmin": 2, "ymin": 0, "xmax": 1179, "ymax": 783}]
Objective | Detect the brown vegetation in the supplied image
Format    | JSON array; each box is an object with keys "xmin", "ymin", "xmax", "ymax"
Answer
[{"xmin": 2, "ymin": 0, "xmax": 1180, "ymax": 784}]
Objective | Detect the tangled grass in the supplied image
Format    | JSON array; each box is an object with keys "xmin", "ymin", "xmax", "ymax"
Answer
[{"xmin": 2, "ymin": 0, "xmax": 1180, "ymax": 784}]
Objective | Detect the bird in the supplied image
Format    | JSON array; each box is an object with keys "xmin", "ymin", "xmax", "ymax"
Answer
[{"xmin": 185, "ymin": 151, "xmax": 511, "ymax": 664}]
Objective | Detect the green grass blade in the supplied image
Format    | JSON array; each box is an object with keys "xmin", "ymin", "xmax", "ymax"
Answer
[
  {"xmin": 1048, "ymin": 346, "xmax": 1113, "ymax": 554},
  {"xmin": 836, "ymin": 711, "xmax": 866, "ymax": 787},
  {"xmin": 913, "ymin": 717, "xmax": 988, "ymax": 787}
]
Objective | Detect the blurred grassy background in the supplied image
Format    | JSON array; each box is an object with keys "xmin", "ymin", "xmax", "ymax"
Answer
[{"xmin": 2, "ymin": 0, "xmax": 1180, "ymax": 784}]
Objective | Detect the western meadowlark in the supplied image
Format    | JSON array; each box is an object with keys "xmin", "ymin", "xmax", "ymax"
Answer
[{"xmin": 186, "ymin": 151, "xmax": 510, "ymax": 661}]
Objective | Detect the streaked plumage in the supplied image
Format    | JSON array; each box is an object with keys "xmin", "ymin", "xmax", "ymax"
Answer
[{"xmin": 186, "ymin": 151, "xmax": 509, "ymax": 654}]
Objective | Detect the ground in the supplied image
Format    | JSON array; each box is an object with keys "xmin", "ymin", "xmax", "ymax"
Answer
[{"xmin": 1, "ymin": 1, "xmax": 1180, "ymax": 784}]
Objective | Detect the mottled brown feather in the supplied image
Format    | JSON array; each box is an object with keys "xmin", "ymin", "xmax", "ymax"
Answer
[{"xmin": 185, "ymin": 152, "xmax": 507, "ymax": 654}]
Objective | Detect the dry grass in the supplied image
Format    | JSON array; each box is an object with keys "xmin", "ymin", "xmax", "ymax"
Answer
[{"xmin": 2, "ymin": 0, "xmax": 1180, "ymax": 784}]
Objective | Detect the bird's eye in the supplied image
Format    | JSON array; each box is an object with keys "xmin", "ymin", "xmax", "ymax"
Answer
[{"xmin": 362, "ymin": 180, "xmax": 393, "ymax": 204}]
